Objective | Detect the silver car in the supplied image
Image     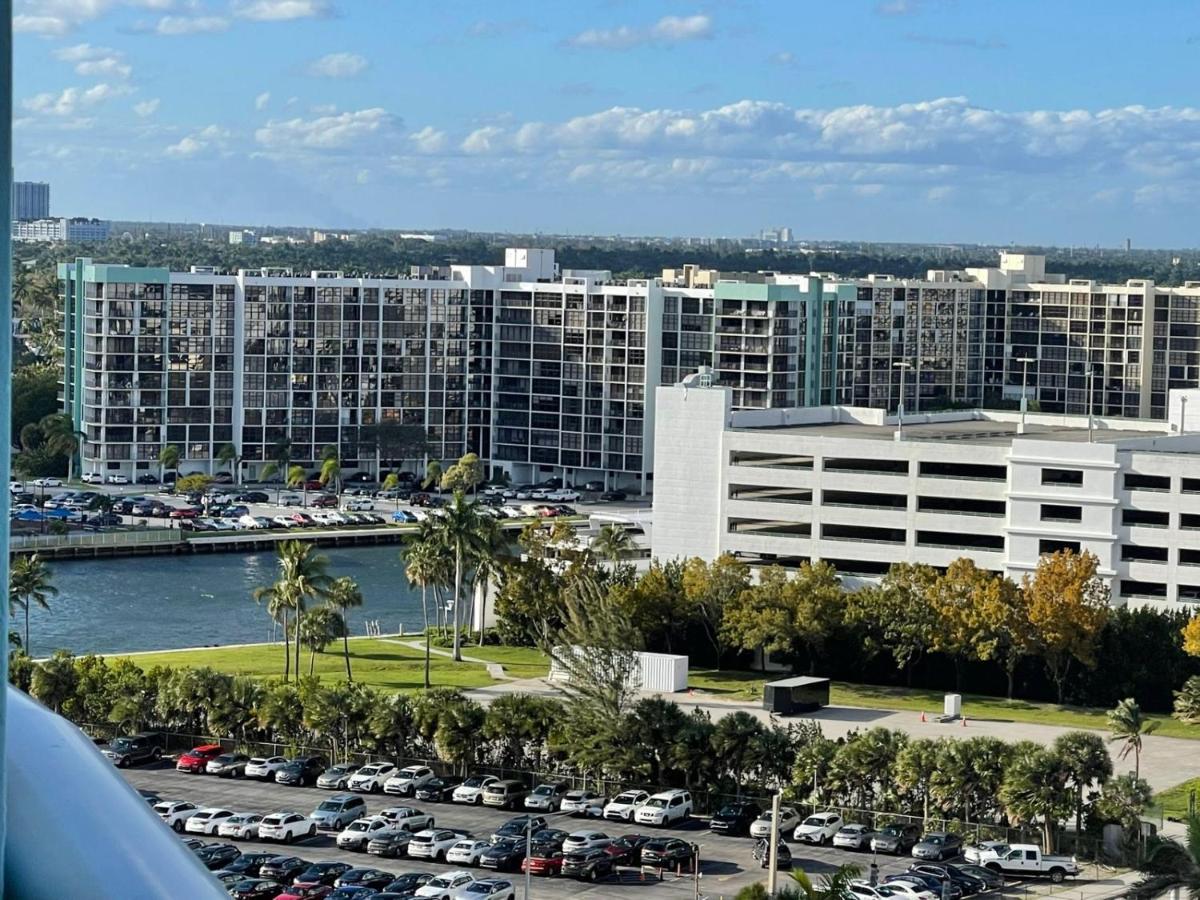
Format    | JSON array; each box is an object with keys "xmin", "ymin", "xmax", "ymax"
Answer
[
  {"xmin": 832, "ymin": 823, "xmax": 876, "ymax": 850},
  {"xmin": 912, "ymin": 832, "xmax": 963, "ymax": 861}
]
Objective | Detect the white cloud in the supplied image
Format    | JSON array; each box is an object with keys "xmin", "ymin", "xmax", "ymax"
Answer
[
  {"xmin": 14, "ymin": 15, "xmax": 72, "ymax": 36},
  {"xmin": 165, "ymin": 136, "xmax": 204, "ymax": 157},
  {"xmin": 255, "ymin": 91, "xmax": 271, "ymax": 111},
  {"xmin": 23, "ymin": 83, "xmax": 131, "ymax": 117},
  {"xmin": 134, "ymin": 98, "xmax": 161, "ymax": 117},
  {"xmin": 165, "ymin": 123, "xmax": 231, "ymax": 157},
  {"xmin": 409, "ymin": 125, "xmax": 446, "ymax": 154},
  {"xmin": 255, "ymin": 108, "xmax": 391, "ymax": 150},
  {"xmin": 308, "ymin": 52, "xmax": 368, "ymax": 79},
  {"xmin": 233, "ymin": 0, "xmax": 330, "ymax": 21},
  {"xmin": 567, "ymin": 13, "xmax": 712, "ymax": 49},
  {"xmin": 461, "ymin": 126, "xmax": 504, "ymax": 155},
  {"xmin": 155, "ymin": 15, "xmax": 230, "ymax": 34},
  {"xmin": 356, "ymin": 169, "xmax": 370, "ymax": 184},
  {"xmin": 54, "ymin": 43, "xmax": 131, "ymax": 79},
  {"xmin": 15, "ymin": 0, "xmax": 176, "ymax": 35}
]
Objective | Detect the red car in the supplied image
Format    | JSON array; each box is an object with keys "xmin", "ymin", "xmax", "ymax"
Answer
[
  {"xmin": 310, "ymin": 494, "xmax": 337, "ymax": 508},
  {"xmin": 522, "ymin": 850, "xmax": 565, "ymax": 877},
  {"xmin": 304, "ymin": 480, "xmax": 324, "ymax": 491},
  {"xmin": 274, "ymin": 888, "xmax": 331, "ymax": 900},
  {"xmin": 606, "ymin": 834, "xmax": 653, "ymax": 866},
  {"xmin": 176, "ymin": 744, "xmax": 223, "ymax": 773},
  {"xmin": 169, "ymin": 507, "xmax": 200, "ymax": 519}
]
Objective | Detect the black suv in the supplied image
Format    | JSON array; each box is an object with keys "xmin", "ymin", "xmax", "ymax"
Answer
[
  {"xmin": 276, "ymin": 756, "xmax": 327, "ymax": 787},
  {"xmin": 99, "ymin": 732, "xmax": 164, "ymax": 767},
  {"xmin": 562, "ymin": 848, "xmax": 614, "ymax": 881},
  {"xmin": 709, "ymin": 801, "xmax": 762, "ymax": 836},
  {"xmin": 415, "ymin": 775, "xmax": 465, "ymax": 802}
]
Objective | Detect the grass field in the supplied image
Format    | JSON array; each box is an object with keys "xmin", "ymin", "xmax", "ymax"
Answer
[
  {"xmin": 687, "ymin": 668, "xmax": 1200, "ymax": 740},
  {"xmin": 110, "ymin": 638, "xmax": 550, "ymax": 693},
  {"xmin": 1154, "ymin": 777, "xmax": 1200, "ymax": 820}
]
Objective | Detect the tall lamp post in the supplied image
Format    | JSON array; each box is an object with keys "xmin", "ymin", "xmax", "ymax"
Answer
[{"xmin": 894, "ymin": 360, "xmax": 913, "ymax": 440}]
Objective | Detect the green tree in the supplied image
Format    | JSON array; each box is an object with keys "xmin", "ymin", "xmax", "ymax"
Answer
[
  {"xmin": 429, "ymin": 491, "xmax": 497, "ymax": 662},
  {"xmin": 422, "ymin": 459, "xmax": 443, "ymax": 490},
  {"xmin": 483, "ymin": 693, "xmax": 563, "ymax": 769},
  {"xmin": 325, "ymin": 576, "xmax": 364, "ymax": 680},
  {"xmin": 369, "ymin": 692, "xmax": 419, "ymax": 761},
  {"xmin": 928, "ymin": 558, "xmax": 997, "ymax": 690},
  {"xmin": 257, "ymin": 680, "xmax": 308, "ymax": 748},
  {"xmin": 158, "ymin": 444, "xmax": 180, "ymax": 483},
  {"xmin": 298, "ymin": 606, "xmax": 347, "ymax": 674},
  {"xmin": 1054, "ymin": 730, "xmax": 1114, "ymax": 833},
  {"xmin": 401, "ymin": 526, "xmax": 450, "ymax": 688},
  {"xmin": 930, "ymin": 736, "xmax": 1011, "ymax": 823},
  {"xmin": 254, "ymin": 578, "xmax": 299, "ymax": 682},
  {"xmin": 894, "ymin": 737, "xmax": 942, "ymax": 821},
  {"xmin": 208, "ymin": 675, "xmax": 265, "ymax": 744},
  {"xmin": 999, "ymin": 743, "xmax": 1072, "ymax": 851},
  {"xmin": 9, "ymin": 553, "xmax": 57, "ymax": 656},
  {"xmin": 11, "ymin": 364, "xmax": 60, "ymax": 438},
  {"xmin": 1023, "ymin": 550, "xmax": 1111, "ymax": 704},
  {"xmin": 260, "ymin": 437, "xmax": 294, "ymax": 500},
  {"xmin": 972, "ymin": 570, "xmax": 1033, "ymax": 699},
  {"xmin": 256, "ymin": 540, "xmax": 331, "ymax": 681},
  {"xmin": 1108, "ymin": 698, "xmax": 1160, "ymax": 780},
  {"xmin": 1093, "ymin": 773, "xmax": 1153, "ymax": 833},
  {"xmin": 1130, "ymin": 814, "xmax": 1200, "ymax": 900},
  {"xmin": 380, "ymin": 472, "xmax": 401, "ymax": 509},
  {"xmin": 434, "ymin": 696, "xmax": 487, "ymax": 774},
  {"xmin": 319, "ymin": 445, "xmax": 342, "ymax": 494},
  {"xmin": 846, "ymin": 563, "xmax": 939, "ymax": 684},
  {"xmin": 217, "ymin": 442, "xmax": 241, "ymax": 483},
  {"xmin": 1175, "ymin": 676, "xmax": 1200, "ymax": 723},
  {"xmin": 783, "ymin": 864, "xmax": 863, "ymax": 900},
  {"xmin": 830, "ymin": 727, "xmax": 909, "ymax": 810},
  {"xmin": 106, "ymin": 658, "xmax": 156, "ymax": 733},
  {"xmin": 31, "ymin": 650, "xmax": 78, "ymax": 714},
  {"xmin": 175, "ymin": 473, "xmax": 213, "ymax": 495},
  {"xmin": 40, "ymin": 413, "xmax": 83, "ymax": 482},
  {"xmin": 682, "ymin": 553, "xmax": 750, "ymax": 668},
  {"xmin": 712, "ymin": 711, "xmax": 765, "ymax": 796},
  {"xmin": 591, "ymin": 523, "xmax": 634, "ymax": 564},
  {"xmin": 440, "ymin": 452, "xmax": 484, "ymax": 494}
]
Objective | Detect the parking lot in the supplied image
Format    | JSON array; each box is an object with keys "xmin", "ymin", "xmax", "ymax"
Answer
[{"xmin": 119, "ymin": 763, "xmax": 1100, "ymax": 899}]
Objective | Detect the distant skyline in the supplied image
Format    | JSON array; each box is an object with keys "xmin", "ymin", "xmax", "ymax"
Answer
[{"xmin": 13, "ymin": 1, "xmax": 1200, "ymax": 246}]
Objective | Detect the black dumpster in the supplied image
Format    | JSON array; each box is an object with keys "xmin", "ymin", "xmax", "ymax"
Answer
[{"xmin": 762, "ymin": 676, "xmax": 831, "ymax": 715}]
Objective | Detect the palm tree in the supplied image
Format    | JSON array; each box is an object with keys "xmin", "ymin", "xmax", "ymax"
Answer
[
  {"xmin": 9, "ymin": 553, "xmax": 57, "ymax": 655},
  {"xmin": 40, "ymin": 413, "xmax": 84, "ymax": 482},
  {"xmin": 1108, "ymin": 698, "xmax": 1159, "ymax": 781},
  {"xmin": 1130, "ymin": 814, "xmax": 1200, "ymax": 900},
  {"xmin": 422, "ymin": 459, "xmax": 443, "ymax": 490},
  {"xmin": 216, "ymin": 442, "xmax": 241, "ymax": 483},
  {"xmin": 158, "ymin": 444, "xmax": 180, "ymax": 484},
  {"xmin": 780, "ymin": 864, "xmax": 863, "ymax": 900},
  {"xmin": 467, "ymin": 513, "xmax": 506, "ymax": 646},
  {"xmin": 277, "ymin": 539, "xmax": 332, "ymax": 677},
  {"xmin": 326, "ymin": 576, "xmax": 364, "ymax": 680},
  {"xmin": 429, "ymin": 492, "xmax": 495, "ymax": 662},
  {"xmin": 591, "ymin": 523, "xmax": 633, "ymax": 564},
  {"xmin": 287, "ymin": 464, "xmax": 307, "ymax": 506},
  {"xmin": 261, "ymin": 437, "xmax": 293, "ymax": 500},
  {"xmin": 254, "ymin": 579, "xmax": 299, "ymax": 682},
  {"xmin": 298, "ymin": 606, "xmax": 346, "ymax": 675},
  {"xmin": 402, "ymin": 526, "xmax": 449, "ymax": 689},
  {"xmin": 320, "ymin": 445, "xmax": 342, "ymax": 495}
]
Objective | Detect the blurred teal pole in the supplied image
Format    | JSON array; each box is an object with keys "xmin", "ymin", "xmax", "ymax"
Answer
[{"xmin": 0, "ymin": 0, "xmax": 13, "ymax": 874}]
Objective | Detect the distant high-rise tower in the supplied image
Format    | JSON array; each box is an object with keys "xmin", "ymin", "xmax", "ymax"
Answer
[
  {"xmin": 1125, "ymin": 237, "xmax": 1132, "ymax": 252},
  {"xmin": 12, "ymin": 181, "xmax": 49, "ymax": 220}
]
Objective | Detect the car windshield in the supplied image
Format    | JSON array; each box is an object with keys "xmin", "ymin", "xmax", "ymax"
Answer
[
  {"xmin": 347, "ymin": 821, "xmax": 369, "ymax": 832},
  {"xmin": 360, "ymin": 765, "xmax": 382, "ymax": 775},
  {"xmin": 645, "ymin": 799, "xmax": 667, "ymax": 809},
  {"xmin": 533, "ymin": 786, "xmax": 555, "ymax": 795},
  {"xmin": 880, "ymin": 825, "xmax": 902, "ymax": 836},
  {"xmin": 717, "ymin": 805, "xmax": 740, "ymax": 816},
  {"xmin": 110, "ymin": 738, "xmax": 133, "ymax": 750},
  {"xmin": 803, "ymin": 817, "xmax": 826, "ymax": 826},
  {"xmin": 317, "ymin": 802, "xmax": 342, "ymax": 812},
  {"xmin": 925, "ymin": 836, "xmax": 945, "ymax": 845},
  {"xmin": 463, "ymin": 777, "xmax": 486, "ymax": 787}
]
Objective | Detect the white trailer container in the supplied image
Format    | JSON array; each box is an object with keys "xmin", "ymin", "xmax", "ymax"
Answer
[{"xmin": 548, "ymin": 647, "xmax": 688, "ymax": 693}]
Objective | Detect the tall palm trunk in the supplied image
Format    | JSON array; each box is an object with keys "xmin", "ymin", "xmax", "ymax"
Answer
[
  {"xmin": 24, "ymin": 604, "xmax": 30, "ymax": 657},
  {"xmin": 310, "ymin": 645, "xmax": 317, "ymax": 675},
  {"xmin": 452, "ymin": 546, "xmax": 464, "ymax": 662},
  {"xmin": 295, "ymin": 610, "xmax": 303, "ymax": 682},
  {"xmin": 421, "ymin": 584, "xmax": 431, "ymax": 689},
  {"xmin": 342, "ymin": 629, "xmax": 352, "ymax": 681},
  {"xmin": 476, "ymin": 579, "xmax": 487, "ymax": 647},
  {"xmin": 282, "ymin": 610, "xmax": 291, "ymax": 683}
]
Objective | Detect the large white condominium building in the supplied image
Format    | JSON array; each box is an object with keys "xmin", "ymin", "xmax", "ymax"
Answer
[{"xmin": 653, "ymin": 372, "xmax": 1200, "ymax": 610}]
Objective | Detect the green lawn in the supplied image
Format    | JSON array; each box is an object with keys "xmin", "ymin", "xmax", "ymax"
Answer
[
  {"xmin": 1154, "ymin": 777, "xmax": 1200, "ymax": 820},
  {"xmin": 688, "ymin": 668, "xmax": 1200, "ymax": 740},
  {"xmin": 110, "ymin": 637, "xmax": 549, "ymax": 693}
]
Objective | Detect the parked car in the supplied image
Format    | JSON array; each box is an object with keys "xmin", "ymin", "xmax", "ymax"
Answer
[
  {"xmin": 382, "ymin": 873, "xmax": 435, "ymax": 894},
  {"xmin": 640, "ymin": 838, "xmax": 696, "ymax": 869},
  {"xmin": 974, "ymin": 843, "xmax": 1080, "ymax": 883},
  {"xmin": 310, "ymin": 794, "xmax": 369, "ymax": 831},
  {"xmin": 491, "ymin": 816, "xmax": 547, "ymax": 843},
  {"xmin": 81, "ymin": 472, "xmax": 103, "ymax": 484},
  {"xmin": 634, "ymin": 789, "xmax": 692, "ymax": 827},
  {"xmin": 280, "ymin": 493, "xmax": 303, "ymax": 507},
  {"xmin": 416, "ymin": 775, "xmax": 465, "ymax": 803},
  {"xmin": 277, "ymin": 756, "xmax": 327, "ymax": 787},
  {"xmin": 794, "ymin": 811, "xmax": 843, "ymax": 845},
  {"xmin": 33, "ymin": 477, "xmax": 62, "ymax": 487},
  {"xmin": 343, "ymin": 498, "xmax": 375, "ymax": 511},
  {"xmin": 522, "ymin": 847, "xmax": 565, "ymax": 878},
  {"xmin": 710, "ymin": 801, "xmax": 762, "ymax": 836},
  {"xmin": 754, "ymin": 837, "xmax": 794, "ymax": 870},
  {"xmin": 460, "ymin": 879, "xmax": 515, "ymax": 899},
  {"xmin": 605, "ymin": 833, "xmax": 653, "ymax": 866},
  {"xmin": 258, "ymin": 856, "xmax": 312, "ymax": 882},
  {"xmin": 294, "ymin": 861, "xmax": 353, "ymax": 887},
  {"xmin": 176, "ymin": 743, "xmax": 223, "ymax": 773},
  {"xmin": 317, "ymin": 764, "xmax": 362, "ymax": 791},
  {"xmin": 195, "ymin": 843, "xmax": 241, "ymax": 870},
  {"xmin": 107, "ymin": 474, "xmax": 130, "ymax": 485},
  {"xmin": 155, "ymin": 800, "xmax": 201, "ymax": 832},
  {"xmin": 383, "ymin": 764, "xmax": 436, "ymax": 797},
  {"xmin": 348, "ymin": 762, "xmax": 397, "ymax": 793},
  {"xmin": 337, "ymin": 816, "xmax": 396, "ymax": 852},
  {"xmin": 366, "ymin": 829, "xmax": 415, "ymax": 859},
  {"xmin": 599, "ymin": 490, "xmax": 627, "ymax": 502},
  {"xmin": 99, "ymin": 732, "xmax": 164, "ymax": 767},
  {"xmin": 910, "ymin": 863, "xmax": 988, "ymax": 895},
  {"xmin": 245, "ymin": 756, "xmax": 289, "ymax": 780},
  {"xmin": 221, "ymin": 851, "xmax": 278, "ymax": 878},
  {"xmin": 750, "ymin": 806, "xmax": 802, "ymax": 840},
  {"xmin": 235, "ymin": 491, "xmax": 269, "ymax": 503},
  {"xmin": 378, "ymin": 806, "xmax": 434, "ymax": 832},
  {"xmin": 887, "ymin": 873, "xmax": 962, "ymax": 900},
  {"xmin": 218, "ymin": 813, "xmax": 264, "ymax": 841},
  {"xmin": 136, "ymin": 473, "xmax": 160, "ymax": 485},
  {"xmin": 446, "ymin": 840, "xmax": 492, "ymax": 867},
  {"xmin": 562, "ymin": 830, "xmax": 611, "ymax": 853},
  {"xmin": 955, "ymin": 864, "xmax": 1006, "ymax": 889},
  {"xmin": 259, "ymin": 811, "xmax": 318, "ymax": 843},
  {"xmin": 876, "ymin": 881, "xmax": 937, "ymax": 900},
  {"xmin": 186, "ymin": 807, "xmax": 236, "ymax": 835},
  {"xmin": 962, "ymin": 840, "xmax": 1009, "ymax": 864},
  {"xmin": 452, "ymin": 775, "xmax": 498, "ymax": 805},
  {"xmin": 479, "ymin": 839, "xmax": 526, "ymax": 872},
  {"xmin": 227, "ymin": 878, "xmax": 280, "ymax": 900},
  {"xmin": 524, "ymin": 782, "xmax": 569, "ymax": 812},
  {"xmin": 310, "ymin": 493, "xmax": 338, "ymax": 509},
  {"xmin": 560, "ymin": 790, "xmax": 605, "ymax": 817},
  {"xmin": 833, "ymin": 823, "xmax": 877, "ymax": 850},
  {"xmin": 414, "ymin": 870, "xmax": 477, "ymax": 899},
  {"xmin": 603, "ymin": 790, "xmax": 650, "ymax": 822},
  {"xmin": 407, "ymin": 828, "xmax": 462, "ymax": 862},
  {"xmin": 912, "ymin": 832, "xmax": 964, "ymax": 862},
  {"xmin": 873, "ymin": 823, "xmax": 923, "ymax": 855},
  {"xmin": 206, "ymin": 752, "xmax": 250, "ymax": 778},
  {"xmin": 482, "ymin": 779, "xmax": 529, "ymax": 810},
  {"xmin": 561, "ymin": 848, "xmax": 614, "ymax": 881}
]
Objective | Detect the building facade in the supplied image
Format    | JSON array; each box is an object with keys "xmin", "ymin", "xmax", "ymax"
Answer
[
  {"xmin": 17, "ymin": 217, "xmax": 110, "ymax": 242},
  {"xmin": 12, "ymin": 180, "xmax": 49, "ymax": 220},
  {"xmin": 652, "ymin": 376, "xmax": 1200, "ymax": 610}
]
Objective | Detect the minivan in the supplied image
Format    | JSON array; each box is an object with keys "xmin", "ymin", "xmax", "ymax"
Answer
[
  {"xmin": 309, "ymin": 793, "xmax": 368, "ymax": 831},
  {"xmin": 482, "ymin": 779, "xmax": 529, "ymax": 810}
]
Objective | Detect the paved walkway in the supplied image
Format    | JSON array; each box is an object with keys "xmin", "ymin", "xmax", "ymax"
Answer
[
  {"xmin": 383, "ymin": 638, "xmax": 510, "ymax": 680},
  {"xmin": 465, "ymin": 677, "xmax": 1200, "ymax": 793}
]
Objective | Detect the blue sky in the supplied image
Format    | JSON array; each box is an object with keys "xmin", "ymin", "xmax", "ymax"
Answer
[{"xmin": 13, "ymin": 0, "xmax": 1200, "ymax": 245}]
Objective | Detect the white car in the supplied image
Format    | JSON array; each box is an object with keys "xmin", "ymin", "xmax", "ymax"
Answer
[
  {"xmin": 279, "ymin": 493, "xmax": 303, "ymax": 506},
  {"xmin": 407, "ymin": 828, "xmax": 462, "ymax": 861},
  {"xmin": 749, "ymin": 806, "xmax": 802, "ymax": 840},
  {"xmin": 384, "ymin": 765, "xmax": 437, "ymax": 796},
  {"xmin": 524, "ymin": 783, "xmax": 569, "ymax": 812},
  {"xmin": 562, "ymin": 830, "xmax": 611, "ymax": 852},
  {"xmin": 604, "ymin": 790, "xmax": 650, "ymax": 822},
  {"xmin": 794, "ymin": 811, "xmax": 843, "ymax": 845},
  {"xmin": 548, "ymin": 490, "xmax": 580, "ymax": 502},
  {"xmin": 258, "ymin": 811, "xmax": 317, "ymax": 842},
  {"xmin": 237, "ymin": 514, "xmax": 263, "ymax": 530},
  {"xmin": 833, "ymin": 823, "xmax": 877, "ymax": 850},
  {"xmin": 337, "ymin": 815, "xmax": 395, "ymax": 851},
  {"xmin": 461, "ymin": 881, "xmax": 516, "ymax": 900},
  {"xmin": 33, "ymin": 477, "xmax": 62, "ymax": 487},
  {"xmin": 634, "ymin": 789, "xmax": 692, "ymax": 827},
  {"xmin": 217, "ymin": 813, "xmax": 263, "ymax": 840},
  {"xmin": 344, "ymin": 498, "xmax": 375, "ymax": 511},
  {"xmin": 453, "ymin": 775, "xmax": 498, "ymax": 805},
  {"xmin": 963, "ymin": 840, "xmax": 1009, "ymax": 864},
  {"xmin": 875, "ymin": 881, "xmax": 936, "ymax": 900},
  {"xmin": 245, "ymin": 756, "xmax": 289, "ymax": 780},
  {"xmin": 379, "ymin": 805, "xmax": 435, "ymax": 832},
  {"xmin": 184, "ymin": 807, "xmax": 235, "ymax": 835},
  {"xmin": 415, "ymin": 870, "xmax": 477, "ymax": 899},
  {"xmin": 272, "ymin": 515, "xmax": 297, "ymax": 528},
  {"xmin": 81, "ymin": 473, "xmax": 104, "ymax": 484},
  {"xmin": 445, "ymin": 839, "xmax": 491, "ymax": 866},
  {"xmin": 106, "ymin": 474, "xmax": 130, "ymax": 484},
  {"xmin": 560, "ymin": 790, "xmax": 605, "ymax": 817},
  {"xmin": 154, "ymin": 800, "xmax": 201, "ymax": 832},
  {"xmin": 850, "ymin": 884, "xmax": 899, "ymax": 900},
  {"xmin": 349, "ymin": 762, "xmax": 397, "ymax": 792}
]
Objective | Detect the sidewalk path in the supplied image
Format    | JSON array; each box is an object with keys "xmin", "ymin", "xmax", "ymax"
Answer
[
  {"xmin": 465, "ymin": 677, "xmax": 1200, "ymax": 793},
  {"xmin": 383, "ymin": 638, "xmax": 510, "ymax": 680}
]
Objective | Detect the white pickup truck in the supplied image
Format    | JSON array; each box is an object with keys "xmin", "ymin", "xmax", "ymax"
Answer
[{"xmin": 976, "ymin": 843, "xmax": 1081, "ymax": 883}]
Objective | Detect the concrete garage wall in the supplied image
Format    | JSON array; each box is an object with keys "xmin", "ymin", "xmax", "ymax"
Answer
[{"xmin": 651, "ymin": 379, "xmax": 730, "ymax": 561}]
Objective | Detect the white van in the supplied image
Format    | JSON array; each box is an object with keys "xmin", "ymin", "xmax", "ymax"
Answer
[{"xmin": 634, "ymin": 789, "xmax": 692, "ymax": 826}]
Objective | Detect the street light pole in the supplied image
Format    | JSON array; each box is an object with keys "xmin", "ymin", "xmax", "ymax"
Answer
[
  {"xmin": 767, "ymin": 791, "xmax": 781, "ymax": 895},
  {"xmin": 524, "ymin": 817, "xmax": 532, "ymax": 900},
  {"xmin": 894, "ymin": 361, "xmax": 912, "ymax": 440}
]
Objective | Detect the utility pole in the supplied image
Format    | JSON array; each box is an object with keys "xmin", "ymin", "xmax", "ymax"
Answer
[
  {"xmin": 767, "ymin": 791, "xmax": 781, "ymax": 895},
  {"xmin": 693, "ymin": 843, "xmax": 701, "ymax": 900},
  {"xmin": 894, "ymin": 360, "xmax": 912, "ymax": 441},
  {"xmin": 524, "ymin": 817, "xmax": 532, "ymax": 900}
]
